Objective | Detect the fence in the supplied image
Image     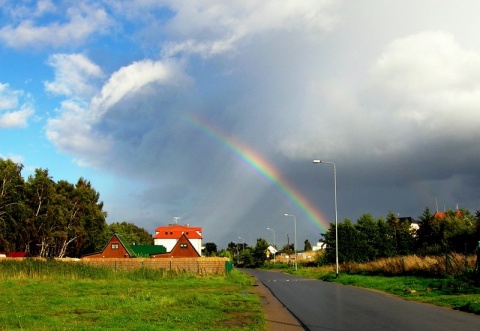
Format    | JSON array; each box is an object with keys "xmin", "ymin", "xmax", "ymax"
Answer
[{"xmin": 81, "ymin": 257, "xmax": 230, "ymax": 275}]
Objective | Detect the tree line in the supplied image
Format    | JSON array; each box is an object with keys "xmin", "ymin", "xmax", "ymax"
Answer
[
  {"xmin": 0, "ymin": 158, "xmax": 151, "ymax": 257},
  {"xmin": 321, "ymin": 209, "xmax": 480, "ymax": 264},
  {"xmin": 211, "ymin": 209, "xmax": 480, "ymax": 268}
]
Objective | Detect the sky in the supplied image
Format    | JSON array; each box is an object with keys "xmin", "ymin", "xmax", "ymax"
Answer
[{"xmin": 1, "ymin": 0, "xmax": 480, "ymax": 250}]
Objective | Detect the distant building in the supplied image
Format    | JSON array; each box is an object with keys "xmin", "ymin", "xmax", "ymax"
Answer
[
  {"xmin": 0, "ymin": 252, "xmax": 28, "ymax": 258},
  {"xmin": 432, "ymin": 211, "xmax": 463, "ymax": 220},
  {"xmin": 398, "ymin": 217, "xmax": 420, "ymax": 236},
  {"xmin": 151, "ymin": 233, "xmax": 200, "ymax": 258},
  {"xmin": 153, "ymin": 223, "xmax": 203, "ymax": 256},
  {"xmin": 83, "ymin": 234, "xmax": 167, "ymax": 258},
  {"xmin": 83, "ymin": 222, "xmax": 204, "ymax": 259},
  {"xmin": 312, "ymin": 241, "xmax": 327, "ymax": 251}
]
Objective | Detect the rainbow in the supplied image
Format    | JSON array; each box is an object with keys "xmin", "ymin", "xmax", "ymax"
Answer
[{"xmin": 186, "ymin": 114, "xmax": 330, "ymax": 232}]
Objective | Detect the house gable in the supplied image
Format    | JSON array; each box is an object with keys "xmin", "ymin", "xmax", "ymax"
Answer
[
  {"xmin": 151, "ymin": 233, "xmax": 200, "ymax": 258},
  {"xmin": 83, "ymin": 233, "xmax": 137, "ymax": 258}
]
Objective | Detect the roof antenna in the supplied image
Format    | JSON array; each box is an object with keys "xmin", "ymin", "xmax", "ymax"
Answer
[
  {"xmin": 435, "ymin": 197, "xmax": 438, "ymax": 213},
  {"xmin": 174, "ymin": 217, "xmax": 181, "ymax": 224}
]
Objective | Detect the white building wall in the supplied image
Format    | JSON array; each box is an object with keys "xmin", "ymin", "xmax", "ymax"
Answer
[
  {"xmin": 189, "ymin": 238, "xmax": 202, "ymax": 255},
  {"xmin": 154, "ymin": 237, "xmax": 203, "ymax": 254},
  {"xmin": 154, "ymin": 238, "xmax": 177, "ymax": 252}
]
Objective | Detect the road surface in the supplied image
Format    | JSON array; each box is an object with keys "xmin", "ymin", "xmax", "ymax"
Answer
[{"xmin": 243, "ymin": 269, "xmax": 480, "ymax": 331}]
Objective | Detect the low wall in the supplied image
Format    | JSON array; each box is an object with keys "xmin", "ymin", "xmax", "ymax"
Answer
[{"xmin": 81, "ymin": 257, "xmax": 230, "ymax": 275}]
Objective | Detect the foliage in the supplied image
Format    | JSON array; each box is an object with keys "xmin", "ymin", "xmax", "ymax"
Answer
[
  {"xmin": 0, "ymin": 159, "xmax": 27, "ymax": 253},
  {"xmin": 217, "ymin": 249, "xmax": 232, "ymax": 259},
  {"xmin": 204, "ymin": 242, "xmax": 218, "ymax": 256},
  {"xmin": 251, "ymin": 238, "xmax": 269, "ymax": 267},
  {"xmin": 417, "ymin": 208, "xmax": 478, "ymax": 255},
  {"xmin": 237, "ymin": 249, "xmax": 253, "ymax": 267},
  {"xmin": 320, "ymin": 208, "xmax": 480, "ymax": 265},
  {"xmin": 105, "ymin": 221, "xmax": 153, "ymax": 246},
  {"xmin": 0, "ymin": 158, "xmax": 108, "ymax": 257},
  {"xmin": 304, "ymin": 239, "xmax": 312, "ymax": 251}
]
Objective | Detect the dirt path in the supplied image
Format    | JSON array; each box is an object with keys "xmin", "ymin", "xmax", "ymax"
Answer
[{"xmin": 248, "ymin": 271, "xmax": 305, "ymax": 330}]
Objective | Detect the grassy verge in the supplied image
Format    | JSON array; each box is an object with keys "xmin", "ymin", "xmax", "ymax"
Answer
[
  {"xmin": 0, "ymin": 259, "xmax": 265, "ymax": 330},
  {"xmin": 287, "ymin": 266, "xmax": 480, "ymax": 315}
]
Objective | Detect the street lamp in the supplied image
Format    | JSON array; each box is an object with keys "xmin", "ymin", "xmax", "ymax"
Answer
[
  {"xmin": 266, "ymin": 227, "xmax": 276, "ymax": 264},
  {"xmin": 238, "ymin": 237, "xmax": 245, "ymax": 252},
  {"xmin": 284, "ymin": 214, "xmax": 297, "ymax": 271},
  {"xmin": 313, "ymin": 159, "xmax": 339, "ymax": 278}
]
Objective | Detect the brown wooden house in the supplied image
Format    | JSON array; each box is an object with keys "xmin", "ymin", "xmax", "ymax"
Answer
[
  {"xmin": 151, "ymin": 233, "xmax": 200, "ymax": 258},
  {"xmin": 83, "ymin": 234, "xmax": 166, "ymax": 258}
]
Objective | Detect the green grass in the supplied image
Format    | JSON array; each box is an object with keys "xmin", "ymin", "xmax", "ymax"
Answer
[
  {"xmin": 289, "ymin": 267, "xmax": 480, "ymax": 315},
  {"xmin": 0, "ymin": 260, "xmax": 265, "ymax": 330}
]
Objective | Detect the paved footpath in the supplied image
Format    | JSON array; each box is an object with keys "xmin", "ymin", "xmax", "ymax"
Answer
[
  {"xmin": 243, "ymin": 268, "xmax": 480, "ymax": 331},
  {"xmin": 245, "ymin": 269, "xmax": 305, "ymax": 330}
]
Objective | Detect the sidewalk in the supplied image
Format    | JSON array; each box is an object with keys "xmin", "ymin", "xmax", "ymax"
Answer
[{"xmin": 248, "ymin": 271, "xmax": 305, "ymax": 331}]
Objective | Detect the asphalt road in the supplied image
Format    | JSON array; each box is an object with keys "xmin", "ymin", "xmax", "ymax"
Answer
[{"xmin": 243, "ymin": 269, "xmax": 480, "ymax": 331}]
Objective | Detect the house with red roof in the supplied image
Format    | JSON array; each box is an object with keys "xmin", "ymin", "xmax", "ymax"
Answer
[
  {"xmin": 83, "ymin": 234, "xmax": 167, "ymax": 258},
  {"xmin": 82, "ymin": 222, "xmax": 204, "ymax": 259},
  {"xmin": 433, "ymin": 210, "xmax": 463, "ymax": 219},
  {"xmin": 151, "ymin": 233, "xmax": 201, "ymax": 258},
  {"xmin": 153, "ymin": 223, "xmax": 203, "ymax": 256}
]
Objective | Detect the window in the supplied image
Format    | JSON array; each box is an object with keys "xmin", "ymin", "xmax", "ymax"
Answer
[
  {"xmin": 111, "ymin": 243, "xmax": 119, "ymax": 250},
  {"xmin": 180, "ymin": 244, "xmax": 188, "ymax": 249}
]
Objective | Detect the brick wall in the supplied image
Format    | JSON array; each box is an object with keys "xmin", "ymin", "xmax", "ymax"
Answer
[{"xmin": 81, "ymin": 257, "xmax": 230, "ymax": 275}]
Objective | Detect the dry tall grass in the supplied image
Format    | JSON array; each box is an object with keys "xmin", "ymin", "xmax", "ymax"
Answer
[{"xmin": 340, "ymin": 254, "xmax": 477, "ymax": 277}]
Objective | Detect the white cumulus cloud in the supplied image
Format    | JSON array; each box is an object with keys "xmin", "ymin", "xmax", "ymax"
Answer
[
  {"xmin": 45, "ymin": 53, "xmax": 104, "ymax": 99},
  {"xmin": 0, "ymin": 2, "xmax": 113, "ymax": 49},
  {"xmin": 0, "ymin": 83, "xmax": 34, "ymax": 128}
]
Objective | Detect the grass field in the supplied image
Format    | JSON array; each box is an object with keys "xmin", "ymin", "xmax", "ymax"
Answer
[{"xmin": 0, "ymin": 259, "xmax": 265, "ymax": 330}]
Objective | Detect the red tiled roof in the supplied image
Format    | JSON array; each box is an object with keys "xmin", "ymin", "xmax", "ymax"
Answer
[
  {"xmin": 6, "ymin": 252, "xmax": 27, "ymax": 258},
  {"xmin": 433, "ymin": 211, "xmax": 463, "ymax": 219},
  {"xmin": 154, "ymin": 224, "xmax": 202, "ymax": 239}
]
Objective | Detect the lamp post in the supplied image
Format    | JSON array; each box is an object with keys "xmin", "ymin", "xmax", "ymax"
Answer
[
  {"xmin": 238, "ymin": 237, "xmax": 245, "ymax": 252},
  {"xmin": 284, "ymin": 214, "xmax": 297, "ymax": 271},
  {"xmin": 313, "ymin": 159, "xmax": 339, "ymax": 278},
  {"xmin": 266, "ymin": 227, "xmax": 276, "ymax": 264}
]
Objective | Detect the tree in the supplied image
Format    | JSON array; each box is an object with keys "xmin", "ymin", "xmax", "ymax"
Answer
[
  {"xmin": 217, "ymin": 249, "xmax": 232, "ymax": 259},
  {"xmin": 24, "ymin": 168, "xmax": 56, "ymax": 257},
  {"xmin": 442, "ymin": 209, "xmax": 476, "ymax": 253},
  {"xmin": 0, "ymin": 158, "xmax": 27, "ymax": 252},
  {"xmin": 417, "ymin": 207, "xmax": 439, "ymax": 254},
  {"xmin": 355, "ymin": 213, "xmax": 380, "ymax": 261},
  {"xmin": 0, "ymin": 161, "xmax": 108, "ymax": 257},
  {"xmin": 104, "ymin": 221, "xmax": 152, "ymax": 247},
  {"xmin": 386, "ymin": 212, "xmax": 415, "ymax": 256},
  {"xmin": 238, "ymin": 249, "xmax": 253, "ymax": 267},
  {"xmin": 376, "ymin": 217, "xmax": 396, "ymax": 258},
  {"xmin": 304, "ymin": 239, "xmax": 312, "ymax": 251},
  {"xmin": 251, "ymin": 238, "xmax": 269, "ymax": 267},
  {"xmin": 323, "ymin": 218, "xmax": 362, "ymax": 263},
  {"xmin": 76, "ymin": 179, "xmax": 108, "ymax": 256},
  {"xmin": 204, "ymin": 242, "xmax": 218, "ymax": 256},
  {"xmin": 56, "ymin": 178, "xmax": 107, "ymax": 257},
  {"xmin": 226, "ymin": 241, "xmax": 238, "ymax": 257}
]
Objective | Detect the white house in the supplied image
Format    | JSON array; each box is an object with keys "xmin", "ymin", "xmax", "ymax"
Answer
[{"xmin": 153, "ymin": 223, "xmax": 203, "ymax": 255}]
